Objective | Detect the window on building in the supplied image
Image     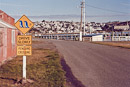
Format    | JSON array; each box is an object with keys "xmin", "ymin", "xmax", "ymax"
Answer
[
  {"xmin": 12, "ymin": 30, "xmax": 15, "ymax": 45},
  {"xmin": 0, "ymin": 32, "xmax": 3, "ymax": 47}
]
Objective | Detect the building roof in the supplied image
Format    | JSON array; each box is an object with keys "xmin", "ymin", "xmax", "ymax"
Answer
[
  {"xmin": 0, "ymin": 10, "xmax": 15, "ymax": 26},
  {"xmin": 0, "ymin": 19, "xmax": 16, "ymax": 29},
  {"xmin": 83, "ymin": 34, "xmax": 103, "ymax": 37}
]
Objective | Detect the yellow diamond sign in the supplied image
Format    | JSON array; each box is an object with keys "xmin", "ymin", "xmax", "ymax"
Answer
[{"xmin": 15, "ymin": 15, "xmax": 34, "ymax": 34}]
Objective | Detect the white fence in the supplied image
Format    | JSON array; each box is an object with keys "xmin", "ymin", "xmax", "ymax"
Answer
[
  {"xmin": 112, "ymin": 36, "xmax": 130, "ymax": 41},
  {"xmin": 104, "ymin": 36, "xmax": 130, "ymax": 41}
]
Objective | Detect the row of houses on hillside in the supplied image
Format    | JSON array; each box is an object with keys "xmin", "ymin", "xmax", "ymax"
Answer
[
  {"xmin": 31, "ymin": 20, "xmax": 130, "ymax": 35},
  {"xmin": 31, "ymin": 21, "xmax": 105, "ymax": 34}
]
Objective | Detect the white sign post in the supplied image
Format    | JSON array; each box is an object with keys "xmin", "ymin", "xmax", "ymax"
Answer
[
  {"xmin": 23, "ymin": 55, "xmax": 26, "ymax": 79},
  {"xmin": 23, "ymin": 45, "xmax": 27, "ymax": 81},
  {"xmin": 80, "ymin": 31, "xmax": 82, "ymax": 41}
]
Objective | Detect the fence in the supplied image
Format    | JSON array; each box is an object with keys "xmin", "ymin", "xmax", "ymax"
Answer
[
  {"xmin": 112, "ymin": 36, "xmax": 130, "ymax": 41},
  {"xmin": 104, "ymin": 36, "xmax": 130, "ymax": 41}
]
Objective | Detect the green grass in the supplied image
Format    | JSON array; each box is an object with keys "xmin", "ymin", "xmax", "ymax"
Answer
[{"xmin": 0, "ymin": 49, "xmax": 66, "ymax": 87}]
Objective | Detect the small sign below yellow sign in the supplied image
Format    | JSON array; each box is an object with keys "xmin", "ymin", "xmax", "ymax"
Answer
[
  {"xmin": 17, "ymin": 46, "xmax": 32, "ymax": 56},
  {"xmin": 17, "ymin": 35, "xmax": 32, "ymax": 45},
  {"xmin": 15, "ymin": 15, "xmax": 34, "ymax": 34}
]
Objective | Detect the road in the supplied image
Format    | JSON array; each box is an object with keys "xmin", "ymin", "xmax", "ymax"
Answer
[{"xmin": 50, "ymin": 40, "xmax": 130, "ymax": 87}]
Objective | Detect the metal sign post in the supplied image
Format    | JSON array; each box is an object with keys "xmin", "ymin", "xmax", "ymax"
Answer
[{"xmin": 15, "ymin": 15, "xmax": 34, "ymax": 82}]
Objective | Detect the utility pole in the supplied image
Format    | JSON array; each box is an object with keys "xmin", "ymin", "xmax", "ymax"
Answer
[
  {"xmin": 83, "ymin": 0, "xmax": 86, "ymax": 35},
  {"xmin": 80, "ymin": 1, "xmax": 84, "ymax": 41},
  {"xmin": 111, "ymin": 26, "xmax": 114, "ymax": 41}
]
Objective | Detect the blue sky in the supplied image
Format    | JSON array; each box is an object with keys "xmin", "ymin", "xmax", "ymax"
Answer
[{"xmin": 0, "ymin": 0, "xmax": 130, "ymax": 22}]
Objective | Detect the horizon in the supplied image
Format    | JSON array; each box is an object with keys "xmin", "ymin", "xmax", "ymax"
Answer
[{"xmin": 13, "ymin": 14, "xmax": 130, "ymax": 23}]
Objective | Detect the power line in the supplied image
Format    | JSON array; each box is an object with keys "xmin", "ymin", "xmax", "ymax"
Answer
[{"xmin": 86, "ymin": 4, "xmax": 130, "ymax": 14}]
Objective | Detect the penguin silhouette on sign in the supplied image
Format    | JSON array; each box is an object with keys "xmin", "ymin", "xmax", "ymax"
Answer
[
  {"xmin": 19, "ymin": 21, "xmax": 24, "ymax": 28},
  {"xmin": 19, "ymin": 21, "xmax": 29, "ymax": 28},
  {"xmin": 24, "ymin": 21, "xmax": 29, "ymax": 28}
]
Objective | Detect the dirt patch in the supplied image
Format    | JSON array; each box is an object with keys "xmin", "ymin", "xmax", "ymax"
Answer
[{"xmin": 32, "ymin": 39, "xmax": 56, "ymax": 50}]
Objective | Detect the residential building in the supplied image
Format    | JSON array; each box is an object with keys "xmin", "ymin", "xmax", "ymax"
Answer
[{"xmin": 0, "ymin": 10, "xmax": 18, "ymax": 64}]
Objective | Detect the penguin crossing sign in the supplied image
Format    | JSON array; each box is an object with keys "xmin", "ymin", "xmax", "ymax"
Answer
[
  {"xmin": 15, "ymin": 15, "xmax": 34, "ymax": 80},
  {"xmin": 15, "ymin": 15, "xmax": 33, "ymax": 56},
  {"xmin": 15, "ymin": 15, "xmax": 34, "ymax": 34}
]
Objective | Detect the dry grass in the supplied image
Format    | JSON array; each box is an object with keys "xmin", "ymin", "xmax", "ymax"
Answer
[
  {"xmin": 0, "ymin": 41, "xmax": 66, "ymax": 87},
  {"xmin": 92, "ymin": 41, "xmax": 130, "ymax": 49}
]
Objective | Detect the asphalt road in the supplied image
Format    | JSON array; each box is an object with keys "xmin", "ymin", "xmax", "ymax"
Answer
[{"xmin": 50, "ymin": 40, "xmax": 130, "ymax": 87}]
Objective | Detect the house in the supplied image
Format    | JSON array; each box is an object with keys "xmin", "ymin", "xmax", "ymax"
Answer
[
  {"xmin": 114, "ymin": 25, "xmax": 129, "ymax": 30},
  {"xmin": 114, "ymin": 22, "xmax": 130, "ymax": 30},
  {"xmin": 0, "ymin": 10, "xmax": 18, "ymax": 64},
  {"xmin": 83, "ymin": 34, "xmax": 103, "ymax": 41}
]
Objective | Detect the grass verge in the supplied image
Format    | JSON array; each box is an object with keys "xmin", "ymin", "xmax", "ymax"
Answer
[
  {"xmin": 92, "ymin": 41, "xmax": 130, "ymax": 49},
  {"xmin": 0, "ymin": 48, "xmax": 66, "ymax": 87}
]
